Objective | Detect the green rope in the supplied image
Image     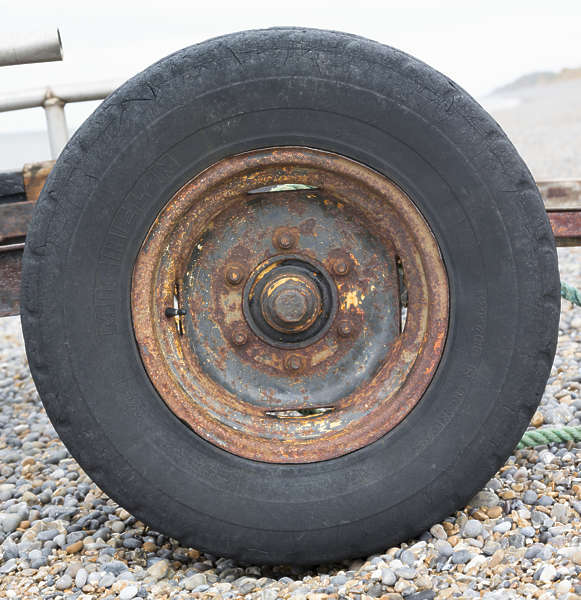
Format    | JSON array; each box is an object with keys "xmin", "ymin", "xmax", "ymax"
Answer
[
  {"xmin": 561, "ymin": 281, "xmax": 581, "ymax": 306},
  {"xmin": 517, "ymin": 425, "xmax": 581, "ymax": 450}
]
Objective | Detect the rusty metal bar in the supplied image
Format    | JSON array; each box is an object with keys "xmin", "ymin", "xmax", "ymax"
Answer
[
  {"xmin": 547, "ymin": 211, "xmax": 581, "ymax": 247},
  {"xmin": 0, "ymin": 244, "xmax": 24, "ymax": 317},
  {"xmin": 22, "ymin": 161, "xmax": 54, "ymax": 203},
  {"xmin": 0, "ymin": 200, "xmax": 35, "ymax": 243}
]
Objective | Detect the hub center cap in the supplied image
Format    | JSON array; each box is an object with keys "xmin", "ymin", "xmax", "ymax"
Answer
[
  {"xmin": 243, "ymin": 254, "xmax": 337, "ymax": 349},
  {"xmin": 261, "ymin": 274, "xmax": 322, "ymax": 333}
]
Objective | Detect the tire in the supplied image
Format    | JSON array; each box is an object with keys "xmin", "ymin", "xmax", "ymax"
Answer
[{"xmin": 21, "ymin": 27, "xmax": 560, "ymax": 565}]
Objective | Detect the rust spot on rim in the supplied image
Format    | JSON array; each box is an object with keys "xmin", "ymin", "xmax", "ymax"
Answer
[{"xmin": 131, "ymin": 147, "xmax": 449, "ymax": 463}]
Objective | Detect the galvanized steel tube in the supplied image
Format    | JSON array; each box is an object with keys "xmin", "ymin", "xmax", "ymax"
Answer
[{"xmin": 0, "ymin": 30, "xmax": 63, "ymax": 67}]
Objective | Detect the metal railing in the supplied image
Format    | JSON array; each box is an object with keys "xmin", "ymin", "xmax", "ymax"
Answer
[
  {"xmin": 0, "ymin": 29, "xmax": 119, "ymax": 159},
  {"xmin": 0, "ymin": 81, "xmax": 120, "ymax": 158},
  {"xmin": 0, "ymin": 30, "xmax": 63, "ymax": 67}
]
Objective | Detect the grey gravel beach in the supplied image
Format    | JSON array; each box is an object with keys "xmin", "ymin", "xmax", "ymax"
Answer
[{"xmin": 1, "ymin": 81, "xmax": 581, "ymax": 599}]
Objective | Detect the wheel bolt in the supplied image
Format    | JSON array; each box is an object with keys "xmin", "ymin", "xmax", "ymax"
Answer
[
  {"xmin": 232, "ymin": 329, "xmax": 248, "ymax": 346},
  {"xmin": 337, "ymin": 319, "xmax": 352, "ymax": 337},
  {"xmin": 225, "ymin": 265, "xmax": 244, "ymax": 286},
  {"xmin": 284, "ymin": 354, "xmax": 304, "ymax": 372},
  {"xmin": 274, "ymin": 230, "xmax": 296, "ymax": 250},
  {"xmin": 332, "ymin": 258, "xmax": 350, "ymax": 276}
]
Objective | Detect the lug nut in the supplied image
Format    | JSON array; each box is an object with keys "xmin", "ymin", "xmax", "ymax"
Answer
[
  {"xmin": 274, "ymin": 229, "xmax": 296, "ymax": 250},
  {"xmin": 225, "ymin": 265, "xmax": 244, "ymax": 286},
  {"xmin": 332, "ymin": 258, "xmax": 350, "ymax": 276},
  {"xmin": 231, "ymin": 329, "xmax": 248, "ymax": 346},
  {"xmin": 284, "ymin": 354, "xmax": 304, "ymax": 373},
  {"xmin": 337, "ymin": 319, "xmax": 353, "ymax": 337}
]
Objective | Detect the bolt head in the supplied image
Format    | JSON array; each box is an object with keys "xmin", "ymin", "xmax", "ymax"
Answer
[
  {"xmin": 274, "ymin": 229, "xmax": 296, "ymax": 250},
  {"xmin": 337, "ymin": 320, "xmax": 352, "ymax": 337},
  {"xmin": 232, "ymin": 329, "xmax": 248, "ymax": 346},
  {"xmin": 285, "ymin": 354, "xmax": 304, "ymax": 372},
  {"xmin": 225, "ymin": 266, "xmax": 244, "ymax": 285},
  {"xmin": 332, "ymin": 258, "xmax": 350, "ymax": 276}
]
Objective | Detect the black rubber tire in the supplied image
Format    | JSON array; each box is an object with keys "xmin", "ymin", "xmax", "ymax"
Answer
[{"xmin": 21, "ymin": 28, "xmax": 560, "ymax": 565}]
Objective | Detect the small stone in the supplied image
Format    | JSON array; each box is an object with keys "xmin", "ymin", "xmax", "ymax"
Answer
[
  {"xmin": 525, "ymin": 544, "xmax": 543, "ymax": 559},
  {"xmin": 472, "ymin": 509, "xmax": 488, "ymax": 520},
  {"xmin": 551, "ymin": 502, "xmax": 569, "ymax": 523},
  {"xmin": 499, "ymin": 490, "xmax": 516, "ymax": 500},
  {"xmin": 55, "ymin": 574, "xmax": 73, "ymax": 590},
  {"xmin": 520, "ymin": 526, "xmax": 535, "ymax": 537},
  {"xmin": 66, "ymin": 540, "xmax": 83, "ymax": 554},
  {"xmin": 395, "ymin": 566, "xmax": 416, "ymax": 579},
  {"xmin": 451, "ymin": 550, "xmax": 473, "ymax": 564},
  {"xmin": 470, "ymin": 490, "xmax": 499, "ymax": 508},
  {"xmin": 381, "ymin": 568, "xmax": 397, "ymax": 586},
  {"xmin": 37, "ymin": 528, "xmax": 60, "ymax": 541},
  {"xmin": 99, "ymin": 572, "xmax": 116, "ymax": 588},
  {"xmin": 110, "ymin": 520, "xmax": 125, "ymax": 533},
  {"xmin": 122, "ymin": 537, "xmax": 141, "ymax": 549},
  {"xmin": 464, "ymin": 555, "xmax": 487, "ymax": 574},
  {"xmin": 407, "ymin": 592, "xmax": 435, "ymax": 600},
  {"xmin": 462, "ymin": 519, "xmax": 482, "ymax": 538},
  {"xmin": 486, "ymin": 506, "xmax": 503, "ymax": 519},
  {"xmin": 494, "ymin": 521, "xmax": 512, "ymax": 534},
  {"xmin": 531, "ymin": 411, "xmax": 544, "ymax": 427},
  {"xmin": 330, "ymin": 574, "xmax": 347, "ymax": 586},
  {"xmin": 75, "ymin": 568, "xmax": 88, "ymax": 588},
  {"xmin": 120, "ymin": 585, "xmax": 138, "ymax": 600},
  {"xmin": 0, "ymin": 558, "xmax": 18, "ymax": 574},
  {"xmin": 537, "ymin": 564, "xmax": 557, "ymax": 583},
  {"xmin": 522, "ymin": 490, "xmax": 538, "ymax": 505},
  {"xmin": 147, "ymin": 559, "xmax": 169, "ymax": 580},
  {"xmin": 488, "ymin": 549, "xmax": 505, "ymax": 568},
  {"xmin": 435, "ymin": 540, "xmax": 453, "ymax": 557},
  {"xmin": 429, "ymin": 524, "xmax": 447, "ymax": 540},
  {"xmin": 184, "ymin": 573, "xmax": 207, "ymax": 590},
  {"xmin": 509, "ymin": 533, "xmax": 525, "ymax": 548},
  {"xmin": 0, "ymin": 512, "xmax": 22, "ymax": 533}
]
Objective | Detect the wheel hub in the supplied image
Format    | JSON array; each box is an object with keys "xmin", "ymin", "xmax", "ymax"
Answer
[
  {"xmin": 131, "ymin": 147, "xmax": 449, "ymax": 463},
  {"xmin": 243, "ymin": 255, "xmax": 336, "ymax": 348},
  {"xmin": 262, "ymin": 275, "xmax": 318, "ymax": 330}
]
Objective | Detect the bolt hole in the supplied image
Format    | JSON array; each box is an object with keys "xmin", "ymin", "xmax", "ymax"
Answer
[
  {"xmin": 265, "ymin": 407, "xmax": 334, "ymax": 419},
  {"xmin": 248, "ymin": 183, "xmax": 317, "ymax": 194},
  {"xmin": 396, "ymin": 256, "xmax": 408, "ymax": 334}
]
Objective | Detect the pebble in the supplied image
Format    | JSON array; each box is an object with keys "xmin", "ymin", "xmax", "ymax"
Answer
[
  {"xmin": 462, "ymin": 519, "xmax": 482, "ymax": 537},
  {"xmin": 55, "ymin": 574, "xmax": 72, "ymax": 590},
  {"xmin": 451, "ymin": 550, "xmax": 473, "ymax": 564},
  {"xmin": 147, "ymin": 558, "xmax": 169, "ymax": 580},
  {"xmin": 120, "ymin": 585, "xmax": 139, "ymax": 600},
  {"xmin": 493, "ymin": 521, "xmax": 512, "ymax": 534}
]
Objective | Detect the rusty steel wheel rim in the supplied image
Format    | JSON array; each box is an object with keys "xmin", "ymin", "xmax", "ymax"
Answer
[{"xmin": 131, "ymin": 147, "xmax": 449, "ymax": 463}]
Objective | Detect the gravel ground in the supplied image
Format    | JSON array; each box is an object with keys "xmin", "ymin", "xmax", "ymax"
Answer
[{"xmin": 1, "ymin": 83, "xmax": 581, "ymax": 599}]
